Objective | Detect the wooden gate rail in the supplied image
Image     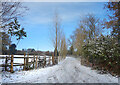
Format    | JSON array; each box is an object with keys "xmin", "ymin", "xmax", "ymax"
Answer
[{"xmin": 0, "ymin": 54, "xmax": 56, "ymax": 73}]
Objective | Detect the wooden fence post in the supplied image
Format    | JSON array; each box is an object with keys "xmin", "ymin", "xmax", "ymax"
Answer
[
  {"xmin": 26, "ymin": 54, "xmax": 29, "ymax": 70},
  {"xmin": 49, "ymin": 56, "xmax": 50, "ymax": 65},
  {"xmin": 28, "ymin": 54, "xmax": 29, "ymax": 70},
  {"xmin": 11, "ymin": 55, "xmax": 14, "ymax": 73},
  {"xmin": 5, "ymin": 56, "xmax": 8, "ymax": 71},
  {"xmin": 23, "ymin": 53, "xmax": 26, "ymax": 71},
  {"xmin": 33, "ymin": 55, "xmax": 35, "ymax": 69},
  {"xmin": 44, "ymin": 56, "xmax": 46, "ymax": 67},
  {"xmin": 52, "ymin": 54, "xmax": 54, "ymax": 65},
  {"xmin": 56, "ymin": 56, "xmax": 58, "ymax": 64},
  {"xmin": 38, "ymin": 56, "xmax": 40, "ymax": 68},
  {"xmin": 35, "ymin": 56, "xmax": 38, "ymax": 69}
]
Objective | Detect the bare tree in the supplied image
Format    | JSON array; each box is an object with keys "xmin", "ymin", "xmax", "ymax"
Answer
[
  {"xmin": 50, "ymin": 11, "xmax": 63, "ymax": 64},
  {"xmin": 104, "ymin": 1, "xmax": 120, "ymax": 43},
  {"xmin": 74, "ymin": 25, "xmax": 87, "ymax": 56},
  {"xmin": 83, "ymin": 14, "xmax": 101, "ymax": 40},
  {"xmin": 1, "ymin": 1, "xmax": 28, "ymax": 24},
  {"xmin": 68, "ymin": 35, "xmax": 75, "ymax": 55},
  {"xmin": 73, "ymin": 14, "xmax": 101, "ymax": 56},
  {"xmin": 60, "ymin": 34, "xmax": 67, "ymax": 59},
  {"xmin": 0, "ymin": 1, "xmax": 28, "ymax": 54},
  {"xmin": 1, "ymin": 1, "xmax": 28, "ymax": 31},
  {"xmin": 50, "ymin": 11, "xmax": 68, "ymax": 62}
]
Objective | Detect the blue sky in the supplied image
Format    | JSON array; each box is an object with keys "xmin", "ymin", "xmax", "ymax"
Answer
[{"xmin": 12, "ymin": 2, "xmax": 111, "ymax": 51}]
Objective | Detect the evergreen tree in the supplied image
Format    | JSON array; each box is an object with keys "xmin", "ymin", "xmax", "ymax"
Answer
[
  {"xmin": 9, "ymin": 44, "xmax": 17, "ymax": 55},
  {"xmin": 3, "ymin": 18, "xmax": 27, "ymax": 45},
  {"xmin": 69, "ymin": 45, "xmax": 74, "ymax": 55},
  {"xmin": 1, "ymin": 32, "xmax": 11, "ymax": 54}
]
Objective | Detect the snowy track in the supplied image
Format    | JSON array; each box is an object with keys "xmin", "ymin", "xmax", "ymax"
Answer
[{"xmin": 1, "ymin": 57, "xmax": 118, "ymax": 83}]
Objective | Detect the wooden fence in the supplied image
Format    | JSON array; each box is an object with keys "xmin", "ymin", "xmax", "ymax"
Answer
[{"xmin": 0, "ymin": 54, "xmax": 57, "ymax": 73}]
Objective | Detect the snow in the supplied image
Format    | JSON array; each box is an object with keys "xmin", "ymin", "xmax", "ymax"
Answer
[
  {"xmin": 1, "ymin": 57, "xmax": 118, "ymax": 83},
  {"xmin": 0, "ymin": 55, "xmax": 52, "ymax": 71}
]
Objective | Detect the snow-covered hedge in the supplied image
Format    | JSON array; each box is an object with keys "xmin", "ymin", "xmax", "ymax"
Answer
[{"xmin": 82, "ymin": 35, "xmax": 120, "ymax": 76}]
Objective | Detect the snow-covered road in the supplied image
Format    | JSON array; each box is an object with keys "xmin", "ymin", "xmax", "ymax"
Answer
[{"xmin": 1, "ymin": 57, "xmax": 118, "ymax": 83}]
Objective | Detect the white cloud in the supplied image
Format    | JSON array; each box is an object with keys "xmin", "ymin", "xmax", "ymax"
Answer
[
  {"xmin": 19, "ymin": 2, "xmax": 106, "ymax": 28},
  {"xmin": 28, "ymin": 16, "xmax": 52, "ymax": 24}
]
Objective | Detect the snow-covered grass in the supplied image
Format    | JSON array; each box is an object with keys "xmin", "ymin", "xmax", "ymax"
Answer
[
  {"xmin": 0, "ymin": 55, "xmax": 52, "ymax": 71},
  {"xmin": 0, "ymin": 55, "xmax": 46, "ymax": 64},
  {"xmin": 1, "ymin": 56, "xmax": 118, "ymax": 83}
]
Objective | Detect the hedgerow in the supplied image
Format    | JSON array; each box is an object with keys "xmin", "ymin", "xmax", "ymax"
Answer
[{"xmin": 82, "ymin": 35, "xmax": 120, "ymax": 76}]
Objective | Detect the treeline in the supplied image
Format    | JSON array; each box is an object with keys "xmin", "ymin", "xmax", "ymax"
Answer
[
  {"xmin": 3, "ymin": 50, "xmax": 53, "ymax": 56},
  {"xmin": 67, "ymin": 14, "xmax": 101, "ymax": 56},
  {"xmin": 67, "ymin": 2, "xmax": 120, "ymax": 76},
  {"xmin": 16, "ymin": 50, "xmax": 53, "ymax": 56}
]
